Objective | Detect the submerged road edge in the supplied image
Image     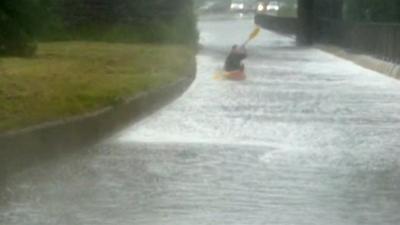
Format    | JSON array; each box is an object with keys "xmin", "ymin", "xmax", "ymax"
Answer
[
  {"xmin": 316, "ymin": 44, "xmax": 400, "ymax": 80},
  {"xmin": 0, "ymin": 67, "xmax": 196, "ymax": 182}
]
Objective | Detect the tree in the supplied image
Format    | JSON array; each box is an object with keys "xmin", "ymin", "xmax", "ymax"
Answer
[
  {"xmin": 343, "ymin": 0, "xmax": 400, "ymax": 23},
  {"xmin": 314, "ymin": 0, "xmax": 343, "ymax": 20},
  {"xmin": 0, "ymin": 0, "xmax": 198, "ymax": 54},
  {"xmin": 0, "ymin": 0, "xmax": 38, "ymax": 56},
  {"xmin": 60, "ymin": 0, "xmax": 198, "ymax": 44},
  {"xmin": 297, "ymin": 0, "xmax": 314, "ymax": 45}
]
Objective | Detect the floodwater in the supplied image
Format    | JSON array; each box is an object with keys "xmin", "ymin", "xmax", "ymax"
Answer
[{"xmin": 2, "ymin": 16, "xmax": 400, "ymax": 225}]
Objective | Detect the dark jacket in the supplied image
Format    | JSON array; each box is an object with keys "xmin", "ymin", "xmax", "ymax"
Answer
[{"xmin": 224, "ymin": 48, "xmax": 247, "ymax": 72}]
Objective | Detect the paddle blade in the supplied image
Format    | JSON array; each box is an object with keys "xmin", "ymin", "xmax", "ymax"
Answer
[{"xmin": 248, "ymin": 27, "xmax": 261, "ymax": 40}]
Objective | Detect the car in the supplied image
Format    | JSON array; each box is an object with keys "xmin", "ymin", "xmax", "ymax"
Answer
[
  {"xmin": 267, "ymin": 1, "xmax": 280, "ymax": 11},
  {"xmin": 230, "ymin": 0, "xmax": 245, "ymax": 12},
  {"xmin": 256, "ymin": 1, "xmax": 266, "ymax": 13}
]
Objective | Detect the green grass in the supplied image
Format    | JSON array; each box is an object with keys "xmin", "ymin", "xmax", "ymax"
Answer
[{"xmin": 0, "ymin": 42, "xmax": 195, "ymax": 133}]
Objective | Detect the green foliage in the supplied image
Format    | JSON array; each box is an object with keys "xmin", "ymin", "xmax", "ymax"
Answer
[
  {"xmin": 0, "ymin": 0, "xmax": 39, "ymax": 56},
  {"xmin": 343, "ymin": 0, "xmax": 400, "ymax": 22},
  {"xmin": 0, "ymin": 0, "xmax": 198, "ymax": 56},
  {"xmin": 52, "ymin": 0, "xmax": 198, "ymax": 44}
]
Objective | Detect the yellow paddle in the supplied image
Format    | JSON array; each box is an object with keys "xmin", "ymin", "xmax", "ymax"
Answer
[{"xmin": 243, "ymin": 26, "xmax": 261, "ymax": 46}]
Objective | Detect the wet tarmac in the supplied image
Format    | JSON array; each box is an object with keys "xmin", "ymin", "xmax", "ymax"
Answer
[{"xmin": 1, "ymin": 16, "xmax": 400, "ymax": 225}]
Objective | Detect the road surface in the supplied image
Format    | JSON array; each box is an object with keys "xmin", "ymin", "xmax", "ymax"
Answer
[{"xmin": 2, "ymin": 16, "xmax": 400, "ymax": 225}]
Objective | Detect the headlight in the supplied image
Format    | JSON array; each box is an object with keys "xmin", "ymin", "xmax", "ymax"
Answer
[
  {"xmin": 239, "ymin": 4, "xmax": 244, "ymax": 9},
  {"xmin": 267, "ymin": 5, "xmax": 279, "ymax": 11},
  {"xmin": 257, "ymin": 4, "xmax": 264, "ymax": 11}
]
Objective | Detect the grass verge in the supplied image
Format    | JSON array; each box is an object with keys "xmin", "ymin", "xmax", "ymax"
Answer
[{"xmin": 0, "ymin": 42, "xmax": 195, "ymax": 133}]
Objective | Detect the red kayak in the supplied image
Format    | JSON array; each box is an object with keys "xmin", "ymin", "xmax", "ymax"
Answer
[{"xmin": 223, "ymin": 70, "xmax": 246, "ymax": 80}]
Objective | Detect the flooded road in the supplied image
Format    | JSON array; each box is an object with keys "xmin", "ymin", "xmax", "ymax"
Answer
[{"xmin": 2, "ymin": 17, "xmax": 400, "ymax": 225}]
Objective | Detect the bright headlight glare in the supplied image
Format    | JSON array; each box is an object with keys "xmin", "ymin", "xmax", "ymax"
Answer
[{"xmin": 267, "ymin": 5, "xmax": 279, "ymax": 11}]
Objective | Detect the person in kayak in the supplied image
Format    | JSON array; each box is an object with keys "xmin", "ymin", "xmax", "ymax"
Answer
[{"xmin": 224, "ymin": 45, "xmax": 247, "ymax": 72}]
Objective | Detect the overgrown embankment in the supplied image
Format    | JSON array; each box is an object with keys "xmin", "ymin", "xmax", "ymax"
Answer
[
  {"xmin": 0, "ymin": 42, "xmax": 195, "ymax": 133},
  {"xmin": 0, "ymin": 0, "xmax": 198, "ymax": 133}
]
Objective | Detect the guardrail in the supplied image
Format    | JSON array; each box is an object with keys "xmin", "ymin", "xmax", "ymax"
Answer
[
  {"xmin": 255, "ymin": 14, "xmax": 400, "ymax": 64},
  {"xmin": 316, "ymin": 18, "xmax": 400, "ymax": 64}
]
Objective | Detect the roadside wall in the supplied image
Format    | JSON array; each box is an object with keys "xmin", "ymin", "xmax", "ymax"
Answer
[
  {"xmin": 315, "ymin": 19, "xmax": 400, "ymax": 64},
  {"xmin": 255, "ymin": 14, "xmax": 298, "ymax": 35},
  {"xmin": 255, "ymin": 14, "xmax": 400, "ymax": 64},
  {"xmin": 255, "ymin": 14, "xmax": 400, "ymax": 79}
]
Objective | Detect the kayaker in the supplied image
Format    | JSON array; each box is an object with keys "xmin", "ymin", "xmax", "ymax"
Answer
[{"xmin": 224, "ymin": 45, "xmax": 247, "ymax": 72}]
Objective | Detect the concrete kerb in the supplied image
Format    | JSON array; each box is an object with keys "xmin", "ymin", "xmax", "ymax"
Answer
[
  {"xmin": 0, "ymin": 70, "xmax": 196, "ymax": 184},
  {"xmin": 317, "ymin": 44, "xmax": 400, "ymax": 80}
]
